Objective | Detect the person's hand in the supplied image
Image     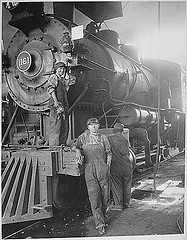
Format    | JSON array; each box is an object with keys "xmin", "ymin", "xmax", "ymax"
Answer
[
  {"xmin": 107, "ymin": 156, "xmax": 112, "ymax": 167},
  {"xmin": 54, "ymin": 102, "xmax": 65, "ymax": 120},
  {"xmin": 74, "ymin": 148, "xmax": 84, "ymax": 165},
  {"xmin": 57, "ymin": 107, "xmax": 65, "ymax": 120}
]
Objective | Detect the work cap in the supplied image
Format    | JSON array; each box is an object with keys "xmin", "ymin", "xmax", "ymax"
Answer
[
  {"xmin": 87, "ymin": 117, "xmax": 99, "ymax": 126},
  {"xmin": 113, "ymin": 123, "xmax": 124, "ymax": 132},
  {"xmin": 53, "ymin": 62, "xmax": 66, "ymax": 70}
]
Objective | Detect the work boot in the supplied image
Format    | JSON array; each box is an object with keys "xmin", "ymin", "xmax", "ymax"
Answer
[
  {"xmin": 97, "ymin": 226, "xmax": 106, "ymax": 235},
  {"xmin": 110, "ymin": 204, "xmax": 123, "ymax": 211},
  {"xmin": 123, "ymin": 203, "xmax": 130, "ymax": 209}
]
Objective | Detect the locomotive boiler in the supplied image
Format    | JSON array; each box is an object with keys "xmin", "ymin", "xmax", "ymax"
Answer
[{"xmin": 1, "ymin": 2, "xmax": 185, "ymax": 224}]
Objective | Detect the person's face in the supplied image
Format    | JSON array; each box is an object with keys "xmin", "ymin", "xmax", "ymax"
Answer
[
  {"xmin": 56, "ymin": 67, "xmax": 65, "ymax": 76},
  {"xmin": 88, "ymin": 123, "xmax": 99, "ymax": 134}
]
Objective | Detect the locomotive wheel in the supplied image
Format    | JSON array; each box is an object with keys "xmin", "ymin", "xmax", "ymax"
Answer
[{"xmin": 54, "ymin": 175, "xmax": 88, "ymax": 210}]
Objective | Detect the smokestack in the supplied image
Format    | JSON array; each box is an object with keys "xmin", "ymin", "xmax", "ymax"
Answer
[{"xmin": 53, "ymin": 2, "xmax": 75, "ymax": 24}]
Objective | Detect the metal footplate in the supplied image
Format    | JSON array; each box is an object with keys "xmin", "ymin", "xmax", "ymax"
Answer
[{"xmin": 1, "ymin": 147, "xmax": 82, "ymax": 224}]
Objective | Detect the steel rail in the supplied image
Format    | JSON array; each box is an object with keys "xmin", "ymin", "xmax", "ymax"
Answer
[{"xmin": 3, "ymin": 220, "xmax": 41, "ymax": 239}]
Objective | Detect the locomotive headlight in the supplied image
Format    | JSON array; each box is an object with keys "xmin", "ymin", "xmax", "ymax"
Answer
[
  {"xmin": 4, "ymin": 2, "xmax": 19, "ymax": 10},
  {"xmin": 59, "ymin": 32, "xmax": 74, "ymax": 53},
  {"xmin": 62, "ymin": 42, "xmax": 70, "ymax": 49}
]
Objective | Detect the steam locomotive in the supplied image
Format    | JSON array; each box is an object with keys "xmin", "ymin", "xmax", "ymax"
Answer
[{"xmin": 2, "ymin": 2, "xmax": 185, "ymax": 224}]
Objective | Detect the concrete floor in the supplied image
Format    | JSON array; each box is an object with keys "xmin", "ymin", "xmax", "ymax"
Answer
[{"xmin": 83, "ymin": 152, "xmax": 185, "ymax": 238}]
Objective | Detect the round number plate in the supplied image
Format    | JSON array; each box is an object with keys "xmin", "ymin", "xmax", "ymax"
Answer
[{"xmin": 16, "ymin": 51, "xmax": 32, "ymax": 72}]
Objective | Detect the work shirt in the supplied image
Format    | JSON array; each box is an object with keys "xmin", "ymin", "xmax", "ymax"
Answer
[
  {"xmin": 47, "ymin": 72, "xmax": 75, "ymax": 94},
  {"xmin": 47, "ymin": 73, "xmax": 66, "ymax": 92},
  {"xmin": 47, "ymin": 73, "xmax": 69, "ymax": 111},
  {"xmin": 108, "ymin": 132, "xmax": 131, "ymax": 170},
  {"xmin": 108, "ymin": 132, "xmax": 132, "ymax": 207}
]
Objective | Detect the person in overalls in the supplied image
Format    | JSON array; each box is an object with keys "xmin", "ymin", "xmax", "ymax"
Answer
[
  {"xmin": 107, "ymin": 123, "xmax": 132, "ymax": 211},
  {"xmin": 74, "ymin": 118, "xmax": 112, "ymax": 235},
  {"xmin": 47, "ymin": 62, "xmax": 75, "ymax": 208},
  {"xmin": 47, "ymin": 62, "xmax": 75, "ymax": 145}
]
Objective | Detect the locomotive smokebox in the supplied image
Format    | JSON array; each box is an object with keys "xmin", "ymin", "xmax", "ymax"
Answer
[{"xmin": 5, "ymin": 17, "xmax": 73, "ymax": 112}]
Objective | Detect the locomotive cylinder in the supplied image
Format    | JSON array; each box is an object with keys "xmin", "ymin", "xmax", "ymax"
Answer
[{"xmin": 119, "ymin": 105, "xmax": 157, "ymax": 126}]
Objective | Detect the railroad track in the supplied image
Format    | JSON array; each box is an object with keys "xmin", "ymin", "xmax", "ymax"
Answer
[
  {"xmin": 3, "ymin": 221, "xmax": 41, "ymax": 239},
  {"xmin": 135, "ymin": 147, "xmax": 182, "ymax": 168}
]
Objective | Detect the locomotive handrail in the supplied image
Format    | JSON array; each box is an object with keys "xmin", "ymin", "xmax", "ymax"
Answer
[
  {"xmin": 180, "ymin": 67, "xmax": 186, "ymax": 74},
  {"xmin": 84, "ymin": 31, "xmax": 152, "ymax": 72},
  {"xmin": 114, "ymin": 102, "xmax": 183, "ymax": 113},
  {"xmin": 114, "ymin": 102, "xmax": 164, "ymax": 111},
  {"xmin": 81, "ymin": 56, "xmax": 117, "ymax": 74},
  {"xmin": 1, "ymin": 144, "xmax": 65, "ymax": 150}
]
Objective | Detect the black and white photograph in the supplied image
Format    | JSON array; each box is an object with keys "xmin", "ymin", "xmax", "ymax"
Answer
[{"xmin": 1, "ymin": 1, "xmax": 186, "ymax": 239}]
